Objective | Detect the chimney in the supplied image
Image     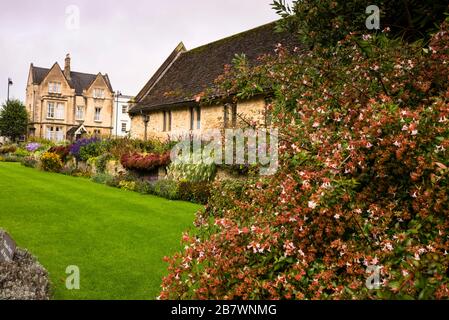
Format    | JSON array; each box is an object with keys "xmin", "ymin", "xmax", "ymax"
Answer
[{"xmin": 64, "ymin": 54, "xmax": 71, "ymax": 80}]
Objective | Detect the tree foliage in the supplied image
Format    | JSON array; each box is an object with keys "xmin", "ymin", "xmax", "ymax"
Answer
[
  {"xmin": 272, "ymin": 0, "xmax": 448, "ymax": 47},
  {"xmin": 0, "ymin": 99, "xmax": 28, "ymax": 142}
]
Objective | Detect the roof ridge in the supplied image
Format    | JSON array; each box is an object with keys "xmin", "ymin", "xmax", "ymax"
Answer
[{"xmin": 187, "ymin": 19, "xmax": 280, "ymax": 53}]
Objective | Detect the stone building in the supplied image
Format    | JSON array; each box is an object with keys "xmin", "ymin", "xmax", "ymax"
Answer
[
  {"xmin": 25, "ymin": 54, "xmax": 114, "ymax": 141},
  {"xmin": 129, "ymin": 21, "xmax": 297, "ymax": 141}
]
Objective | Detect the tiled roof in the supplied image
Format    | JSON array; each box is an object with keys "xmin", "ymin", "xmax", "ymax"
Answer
[
  {"xmin": 31, "ymin": 66, "xmax": 113, "ymax": 95},
  {"xmin": 130, "ymin": 20, "xmax": 298, "ymax": 115}
]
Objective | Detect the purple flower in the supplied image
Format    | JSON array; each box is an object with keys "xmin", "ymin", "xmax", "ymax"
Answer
[
  {"xmin": 69, "ymin": 137, "xmax": 100, "ymax": 160},
  {"xmin": 26, "ymin": 142, "xmax": 41, "ymax": 152}
]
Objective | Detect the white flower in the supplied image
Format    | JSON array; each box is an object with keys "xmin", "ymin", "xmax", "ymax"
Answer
[
  {"xmin": 308, "ymin": 201, "xmax": 318, "ymax": 209},
  {"xmin": 334, "ymin": 214, "xmax": 340, "ymax": 220},
  {"xmin": 411, "ymin": 130, "xmax": 418, "ymax": 136},
  {"xmin": 393, "ymin": 141, "xmax": 401, "ymax": 147}
]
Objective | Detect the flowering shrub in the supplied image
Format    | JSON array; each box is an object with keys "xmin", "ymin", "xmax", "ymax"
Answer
[
  {"xmin": 69, "ymin": 138, "xmax": 100, "ymax": 161},
  {"xmin": 121, "ymin": 152, "xmax": 171, "ymax": 172},
  {"xmin": 48, "ymin": 146, "xmax": 71, "ymax": 162},
  {"xmin": 25, "ymin": 143, "xmax": 41, "ymax": 152},
  {"xmin": 40, "ymin": 152, "xmax": 63, "ymax": 172},
  {"xmin": 160, "ymin": 18, "xmax": 449, "ymax": 300}
]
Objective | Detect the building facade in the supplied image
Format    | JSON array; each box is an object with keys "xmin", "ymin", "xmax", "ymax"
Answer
[
  {"xmin": 112, "ymin": 94, "xmax": 133, "ymax": 137},
  {"xmin": 25, "ymin": 54, "xmax": 114, "ymax": 141},
  {"xmin": 129, "ymin": 21, "xmax": 297, "ymax": 141}
]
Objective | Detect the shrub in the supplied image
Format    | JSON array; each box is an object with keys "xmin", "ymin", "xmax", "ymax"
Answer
[
  {"xmin": 178, "ymin": 181, "xmax": 211, "ymax": 204},
  {"xmin": 121, "ymin": 152, "xmax": 171, "ymax": 172},
  {"xmin": 48, "ymin": 145, "xmax": 71, "ymax": 162},
  {"xmin": 167, "ymin": 150, "xmax": 216, "ymax": 182},
  {"xmin": 95, "ymin": 153, "xmax": 113, "ymax": 174},
  {"xmin": 118, "ymin": 180, "xmax": 137, "ymax": 192},
  {"xmin": 0, "ymin": 155, "xmax": 20, "ymax": 162},
  {"xmin": 69, "ymin": 138, "xmax": 100, "ymax": 161},
  {"xmin": 21, "ymin": 156, "xmax": 38, "ymax": 168},
  {"xmin": 0, "ymin": 145, "xmax": 16, "ymax": 154},
  {"xmin": 160, "ymin": 19, "xmax": 449, "ymax": 300},
  {"xmin": 13, "ymin": 148, "xmax": 29, "ymax": 158},
  {"xmin": 91, "ymin": 173, "xmax": 114, "ymax": 185},
  {"xmin": 153, "ymin": 179, "xmax": 180, "ymax": 200},
  {"xmin": 40, "ymin": 152, "xmax": 63, "ymax": 172},
  {"xmin": 135, "ymin": 180, "xmax": 155, "ymax": 195}
]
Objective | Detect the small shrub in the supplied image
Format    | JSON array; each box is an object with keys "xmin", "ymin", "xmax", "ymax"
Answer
[
  {"xmin": 135, "ymin": 180, "xmax": 155, "ymax": 195},
  {"xmin": 121, "ymin": 152, "xmax": 171, "ymax": 172},
  {"xmin": 118, "ymin": 180, "xmax": 137, "ymax": 191},
  {"xmin": 0, "ymin": 145, "xmax": 16, "ymax": 154},
  {"xmin": 40, "ymin": 152, "xmax": 63, "ymax": 172},
  {"xmin": 21, "ymin": 156, "xmax": 38, "ymax": 168},
  {"xmin": 95, "ymin": 153, "xmax": 113, "ymax": 174},
  {"xmin": 0, "ymin": 154, "xmax": 20, "ymax": 162},
  {"xmin": 153, "ymin": 179, "xmax": 180, "ymax": 200},
  {"xmin": 13, "ymin": 148, "xmax": 29, "ymax": 158},
  {"xmin": 91, "ymin": 173, "xmax": 114, "ymax": 185},
  {"xmin": 48, "ymin": 145, "xmax": 71, "ymax": 162},
  {"xmin": 178, "ymin": 181, "xmax": 211, "ymax": 204},
  {"xmin": 167, "ymin": 150, "xmax": 216, "ymax": 182},
  {"xmin": 69, "ymin": 137, "xmax": 101, "ymax": 161}
]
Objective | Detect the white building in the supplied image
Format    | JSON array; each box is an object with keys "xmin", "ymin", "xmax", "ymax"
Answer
[{"xmin": 113, "ymin": 94, "xmax": 133, "ymax": 137}]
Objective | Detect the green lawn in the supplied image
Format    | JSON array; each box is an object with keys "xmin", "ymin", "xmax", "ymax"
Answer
[{"xmin": 0, "ymin": 162, "xmax": 201, "ymax": 300}]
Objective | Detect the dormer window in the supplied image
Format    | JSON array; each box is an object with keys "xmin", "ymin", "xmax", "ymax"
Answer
[
  {"xmin": 93, "ymin": 88, "xmax": 105, "ymax": 99},
  {"xmin": 49, "ymin": 82, "xmax": 61, "ymax": 94}
]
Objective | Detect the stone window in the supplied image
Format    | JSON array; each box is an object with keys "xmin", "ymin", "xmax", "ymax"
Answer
[
  {"xmin": 224, "ymin": 103, "xmax": 237, "ymax": 128},
  {"xmin": 94, "ymin": 107, "xmax": 102, "ymax": 122},
  {"xmin": 48, "ymin": 82, "xmax": 61, "ymax": 94},
  {"xmin": 47, "ymin": 102, "xmax": 55, "ymax": 118},
  {"xmin": 76, "ymin": 106, "xmax": 84, "ymax": 120},
  {"xmin": 163, "ymin": 111, "xmax": 172, "ymax": 132},
  {"xmin": 93, "ymin": 88, "xmax": 105, "ymax": 99}
]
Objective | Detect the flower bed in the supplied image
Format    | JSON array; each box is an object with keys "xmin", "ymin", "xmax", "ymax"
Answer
[{"xmin": 121, "ymin": 152, "xmax": 171, "ymax": 172}]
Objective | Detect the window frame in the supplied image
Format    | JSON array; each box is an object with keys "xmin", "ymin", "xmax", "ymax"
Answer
[
  {"xmin": 93, "ymin": 88, "xmax": 105, "ymax": 99},
  {"xmin": 48, "ymin": 82, "xmax": 61, "ymax": 94},
  {"xmin": 47, "ymin": 102, "xmax": 55, "ymax": 119},
  {"xmin": 75, "ymin": 106, "xmax": 84, "ymax": 121},
  {"xmin": 94, "ymin": 107, "xmax": 102, "ymax": 122}
]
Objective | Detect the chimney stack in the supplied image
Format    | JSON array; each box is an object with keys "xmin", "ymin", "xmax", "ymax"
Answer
[{"xmin": 64, "ymin": 54, "xmax": 71, "ymax": 80}]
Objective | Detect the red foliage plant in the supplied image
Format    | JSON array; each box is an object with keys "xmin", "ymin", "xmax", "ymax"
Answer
[
  {"xmin": 160, "ymin": 20, "xmax": 449, "ymax": 300},
  {"xmin": 121, "ymin": 152, "xmax": 171, "ymax": 172},
  {"xmin": 48, "ymin": 146, "xmax": 71, "ymax": 162}
]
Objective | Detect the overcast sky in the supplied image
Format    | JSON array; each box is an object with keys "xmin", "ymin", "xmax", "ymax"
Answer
[{"xmin": 0, "ymin": 0, "xmax": 282, "ymax": 104}]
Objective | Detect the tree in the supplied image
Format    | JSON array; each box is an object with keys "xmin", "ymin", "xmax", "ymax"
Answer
[
  {"xmin": 0, "ymin": 99, "xmax": 28, "ymax": 142},
  {"xmin": 272, "ymin": 0, "xmax": 449, "ymax": 47}
]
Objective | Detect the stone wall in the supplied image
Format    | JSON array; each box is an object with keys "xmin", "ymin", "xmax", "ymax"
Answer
[{"xmin": 130, "ymin": 97, "xmax": 267, "ymax": 141}]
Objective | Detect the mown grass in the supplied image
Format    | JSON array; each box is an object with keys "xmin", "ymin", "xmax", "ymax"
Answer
[{"xmin": 0, "ymin": 162, "xmax": 201, "ymax": 300}]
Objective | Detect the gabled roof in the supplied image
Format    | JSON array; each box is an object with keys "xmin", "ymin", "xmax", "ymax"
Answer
[
  {"xmin": 30, "ymin": 64, "xmax": 113, "ymax": 95},
  {"xmin": 129, "ymin": 20, "xmax": 299, "ymax": 115}
]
